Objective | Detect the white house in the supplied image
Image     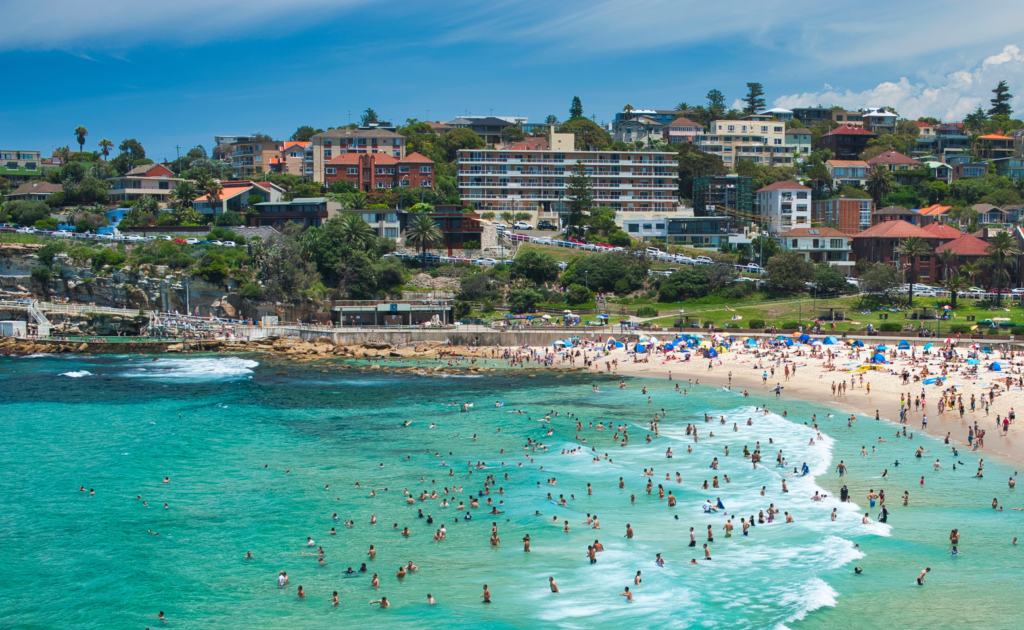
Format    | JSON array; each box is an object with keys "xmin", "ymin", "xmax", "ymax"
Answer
[
  {"xmin": 775, "ymin": 227, "xmax": 854, "ymax": 274},
  {"xmin": 756, "ymin": 180, "xmax": 811, "ymax": 233}
]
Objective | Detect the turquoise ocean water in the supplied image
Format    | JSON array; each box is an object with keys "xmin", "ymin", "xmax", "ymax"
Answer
[{"xmin": 0, "ymin": 353, "xmax": 1021, "ymax": 629}]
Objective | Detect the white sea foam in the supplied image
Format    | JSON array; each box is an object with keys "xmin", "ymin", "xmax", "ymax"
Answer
[
  {"xmin": 775, "ymin": 577, "xmax": 838, "ymax": 624},
  {"xmin": 22, "ymin": 353, "xmax": 54, "ymax": 358},
  {"xmin": 60, "ymin": 370, "xmax": 92, "ymax": 378},
  {"xmin": 121, "ymin": 357, "xmax": 258, "ymax": 381}
]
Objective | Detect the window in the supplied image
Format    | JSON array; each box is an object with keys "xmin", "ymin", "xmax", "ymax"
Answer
[
  {"xmin": 420, "ymin": 166, "xmax": 432, "ymax": 173},
  {"xmin": 159, "ymin": 181, "xmax": 169, "ymax": 190},
  {"xmin": 761, "ymin": 126, "xmax": 768, "ymax": 132},
  {"xmin": 376, "ymin": 182, "xmax": 386, "ymax": 188},
  {"xmin": 399, "ymin": 166, "xmax": 410, "ymax": 173},
  {"xmin": 422, "ymin": 181, "xmax": 431, "ymax": 187},
  {"xmin": 791, "ymin": 239, "xmax": 798, "ymax": 247},
  {"xmin": 400, "ymin": 180, "xmax": 410, "ymax": 187},
  {"xmin": 326, "ymin": 168, "xmax": 336, "ymax": 175},
  {"xmin": 384, "ymin": 228, "xmax": 398, "ymax": 238},
  {"xmin": 656, "ymin": 223, "xmax": 664, "ymax": 230},
  {"xmin": 628, "ymin": 224, "xmax": 639, "ymax": 233},
  {"xmin": 643, "ymin": 223, "xmax": 652, "ymax": 230},
  {"xmin": 324, "ymin": 150, "xmax": 332, "ymax": 158},
  {"xmin": 774, "ymin": 139, "xmax": 782, "ymax": 145},
  {"xmin": 727, "ymin": 125, "xmax": 735, "ymax": 132},
  {"xmin": 796, "ymin": 192, "xmax": 808, "ymax": 199},
  {"xmin": 774, "ymin": 126, "xmax": 783, "ymax": 132},
  {"xmin": 830, "ymin": 239, "xmax": 843, "ymax": 248}
]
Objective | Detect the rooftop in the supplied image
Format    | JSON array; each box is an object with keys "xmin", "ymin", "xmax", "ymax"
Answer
[
  {"xmin": 756, "ymin": 180, "xmax": 811, "ymax": 193},
  {"xmin": 826, "ymin": 159, "xmax": 869, "ymax": 167},
  {"xmin": 920, "ymin": 221, "xmax": 963, "ymax": 238},
  {"xmin": 8, "ymin": 181, "xmax": 63, "ymax": 195},
  {"xmin": 853, "ymin": 220, "xmax": 935, "ymax": 239},
  {"xmin": 313, "ymin": 128, "xmax": 404, "ymax": 140},
  {"xmin": 936, "ymin": 234, "xmax": 991, "ymax": 256},
  {"xmin": 866, "ymin": 150, "xmax": 921, "ymax": 166},
  {"xmin": 780, "ymin": 227, "xmax": 848, "ymax": 237},
  {"xmin": 822, "ymin": 124, "xmax": 877, "ymax": 137}
]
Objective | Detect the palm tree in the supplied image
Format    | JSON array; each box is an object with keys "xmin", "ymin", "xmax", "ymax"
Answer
[
  {"xmin": 338, "ymin": 213, "xmax": 377, "ymax": 250},
  {"xmin": 675, "ymin": 102, "xmax": 691, "ymax": 112},
  {"xmin": 170, "ymin": 181, "xmax": 199, "ymax": 210},
  {"xmin": 405, "ymin": 213, "xmax": 443, "ymax": 266},
  {"xmin": 623, "ymin": 104, "xmax": 634, "ymax": 118},
  {"xmin": 936, "ymin": 248, "xmax": 959, "ymax": 281},
  {"xmin": 960, "ymin": 261, "xmax": 982, "ymax": 287},
  {"xmin": 55, "ymin": 145, "xmax": 70, "ymax": 166},
  {"xmin": 896, "ymin": 236, "xmax": 933, "ymax": 306},
  {"xmin": 985, "ymin": 230, "xmax": 1020, "ymax": 306},
  {"xmin": 98, "ymin": 139, "xmax": 113, "ymax": 160},
  {"xmin": 866, "ymin": 165, "xmax": 896, "ymax": 207},
  {"xmin": 942, "ymin": 273, "xmax": 970, "ymax": 309},
  {"xmin": 74, "ymin": 126, "xmax": 89, "ymax": 155}
]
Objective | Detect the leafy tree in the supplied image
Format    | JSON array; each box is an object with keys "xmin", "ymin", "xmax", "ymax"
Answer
[
  {"xmin": 813, "ymin": 264, "xmax": 847, "ymax": 294},
  {"xmin": 963, "ymin": 107, "xmax": 988, "ymax": 133},
  {"xmin": 883, "ymin": 185, "xmax": 921, "ymax": 208},
  {"xmin": 36, "ymin": 241, "xmax": 66, "ymax": 265},
  {"xmin": 980, "ymin": 187, "xmax": 1022, "ymax": 206},
  {"xmin": 330, "ymin": 180, "xmax": 358, "ymax": 194},
  {"xmin": 565, "ymin": 283, "xmax": 593, "ymax": 305},
  {"xmin": 866, "ymin": 166, "xmax": 896, "ymax": 207},
  {"xmin": 246, "ymin": 194, "xmax": 265, "ymax": 209},
  {"xmin": 989, "ymin": 80, "xmax": 1013, "ymax": 117},
  {"xmin": 3, "ymin": 200, "xmax": 50, "ymax": 226},
  {"xmin": 405, "ymin": 213, "xmax": 443, "ymax": 266},
  {"xmin": 170, "ymin": 181, "xmax": 199, "ymax": 210},
  {"xmin": 457, "ymin": 272, "xmax": 496, "ymax": 301},
  {"xmin": 196, "ymin": 252, "xmax": 231, "ymax": 283},
  {"xmin": 507, "ymin": 288, "xmax": 542, "ymax": 313},
  {"xmin": 560, "ymin": 252, "xmax": 646, "ymax": 293},
  {"xmin": 986, "ymin": 230, "xmax": 1020, "ymax": 306},
  {"xmin": 742, "ymin": 83, "xmax": 766, "ymax": 115},
  {"xmin": 545, "ymin": 115, "xmax": 559, "ymax": 125},
  {"xmin": 74, "ymin": 125, "xmax": 88, "ymax": 154},
  {"xmin": 585, "ymin": 206, "xmax": 617, "ymax": 236},
  {"xmin": 676, "ymin": 143, "xmax": 727, "ymax": 200},
  {"xmin": 764, "ymin": 251, "xmax": 814, "ymax": 295},
  {"xmin": 860, "ymin": 262, "xmax": 903, "ymax": 295},
  {"xmin": 98, "ymin": 138, "xmax": 113, "ymax": 160},
  {"xmin": 499, "ymin": 125, "xmax": 525, "ymax": 143},
  {"xmin": 658, "ymin": 266, "xmax": 710, "ymax": 301},
  {"xmin": 833, "ymin": 184, "xmax": 871, "ymax": 199},
  {"xmin": 896, "ymin": 236, "xmax": 933, "ymax": 305},
  {"xmin": 565, "ymin": 160, "xmax": 592, "ymax": 237},
  {"xmin": 557, "ymin": 117, "xmax": 612, "ymax": 150},
  {"xmin": 290, "ymin": 183, "xmax": 322, "ymax": 199},
  {"xmin": 443, "ymin": 128, "xmax": 485, "ymax": 161},
  {"xmin": 705, "ymin": 89, "xmax": 726, "ymax": 120},
  {"xmin": 118, "ymin": 138, "xmax": 146, "ymax": 161},
  {"xmin": 251, "ymin": 224, "xmax": 323, "ymax": 301},
  {"xmin": 214, "ymin": 211, "xmax": 245, "ymax": 226},
  {"xmin": 510, "ymin": 249, "xmax": 559, "ymax": 284},
  {"xmin": 569, "ymin": 96, "xmax": 583, "ymax": 119},
  {"xmin": 707, "ymin": 262, "xmax": 737, "ymax": 290},
  {"xmin": 360, "ymin": 108, "xmax": 379, "ymax": 126},
  {"xmin": 291, "ymin": 126, "xmax": 323, "ymax": 141},
  {"xmin": 803, "ymin": 163, "xmax": 832, "ymax": 191}
]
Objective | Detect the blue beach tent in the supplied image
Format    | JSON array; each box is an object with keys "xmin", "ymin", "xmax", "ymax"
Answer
[
  {"xmin": 990, "ymin": 362, "xmax": 1002, "ymax": 371},
  {"xmin": 798, "ymin": 334, "xmax": 810, "ymax": 342},
  {"xmin": 898, "ymin": 340, "xmax": 910, "ymax": 350},
  {"xmin": 824, "ymin": 336, "xmax": 838, "ymax": 345},
  {"xmin": 873, "ymin": 353, "xmax": 886, "ymax": 363},
  {"xmin": 852, "ymin": 340, "xmax": 864, "ymax": 347}
]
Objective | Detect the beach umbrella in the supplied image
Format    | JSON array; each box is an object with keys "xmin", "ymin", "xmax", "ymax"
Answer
[
  {"xmin": 792, "ymin": 331, "xmax": 802, "ymax": 338},
  {"xmin": 983, "ymin": 346, "xmax": 993, "ymax": 353},
  {"xmin": 942, "ymin": 305, "xmax": 952, "ymax": 310},
  {"xmin": 923, "ymin": 343, "xmax": 934, "ymax": 350},
  {"xmin": 852, "ymin": 340, "xmax": 864, "ymax": 347},
  {"xmin": 898, "ymin": 340, "xmax": 910, "ymax": 350},
  {"xmin": 798, "ymin": 334, "xmax": 810, "ymax": 342},
  {"xmin": 991, "ymin": 362, "xmax": 1002, "ymax": 371},
  {"xmin": 776, "ymin": 335, "xmax": 788, "ymax": 340},
  {"xmin": 967, "ymin": 359, "xmax": 980, "ymax": 365},
  {"xmin": 784, "ymin": 339, "xmax": 793, "ymax": 346},
  {"xmin": 552, "ymin": 340, "xmax": 566, "ymax": 347},
  {"xmin": 877, "ymin": 345, "xmax": 888, "ymax": 351},
  {"xmin": 811, "ymin": 340, "xmax": 822, "ymax": 346},
  {"xmin": 873, "ymin": 353, "xmax": 886, "ymax": 363}
]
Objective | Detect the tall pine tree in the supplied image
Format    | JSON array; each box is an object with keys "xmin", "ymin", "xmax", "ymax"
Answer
[
  {"xmin": 706, "ymin": 89, "xmax": 726, "ymax": 121},
  {"xmin": 565, "ymin": 160, "xmax": 592, "ymax": 238},
  {"xmin": 989, "ymin": 80, "xmax": 1013, "ymax": 117},
  {"xmin": 743, "ymin": 83, "xmax": 766, "ymax": 115},
  {"xmin": 569, "ymin": 96, "xmax": 583, "ymax": 119}
]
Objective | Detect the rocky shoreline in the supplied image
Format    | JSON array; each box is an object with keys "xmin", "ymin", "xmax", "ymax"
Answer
[{"xmin": 0, "ymin": 336, "xmax": 586, "ymax": 377}]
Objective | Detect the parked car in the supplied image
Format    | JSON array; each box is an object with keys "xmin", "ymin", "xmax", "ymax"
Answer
[
  {"xmin": 124, "ymin": 234, "xmax": 144, "ymax": 242},
  {"xmin": 15, "ymin": 227, "xmax": 34, "ymax": 234},
  {"xmin": 695, "ymin": 256, "xmax": 713, "ymax": 265},
  {"xmin": 537, "ymin": 220, "xmax": 557, "ymax": 230},
  {"xmin": 209, "ymin": 240, "xmax": 223, "ymax": 245},
  {"xmin": 222, "ymin": 241, "xmax": 236, "ymax": 247},
  {"xmin": 513, "ymin": 221, "xmax": 533, "ymax": 230},
  {"xmin": 185, "ymin": 238, "xmax": 199, "ymax": 245}
]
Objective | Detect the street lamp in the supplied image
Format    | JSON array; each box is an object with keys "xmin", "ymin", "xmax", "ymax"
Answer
[{"xmin": 585, "ymin": 270, "xmax": 589, "ymax": 290}]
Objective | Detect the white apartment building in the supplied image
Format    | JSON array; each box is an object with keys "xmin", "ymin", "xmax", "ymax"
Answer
[
  {"xmin": 776, "ymin": 227, "xmax": 853, "ymax": 273},
  {"xmin": 756, "ymin": 180, "xmax": 811, "ymax": 233},
  {"xmin": 697, "ymin": 115, "xmax": 798, "ymax": 168},
  {"xmin": 457, "ymin": 131, "xmax": 678, "ymax": 216}
]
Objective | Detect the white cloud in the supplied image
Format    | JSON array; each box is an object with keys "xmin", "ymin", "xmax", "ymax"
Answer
[
  {"xmin": 773, "ymin": 45, "xmax": 1024, "ymax": 121},
  {"xmin": 0, "ymin": 0, "xmax": 364, "ymax": 52}
]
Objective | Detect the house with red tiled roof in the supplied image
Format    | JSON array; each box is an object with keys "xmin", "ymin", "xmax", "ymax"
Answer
[
  {"xmin": 974, "ymin": 131, "xmax": 1015, "ymax": 159},
  {"xmin": 270, "ymin": 141, "xmax": 311, "ymax": 177},
  {"xmin": 325, "ymin": 152, "xmax": 433, "ymax": 192},
  {"xmin": 108, "ymin": 163, "xmax": 188, "ymax": 204},
  {"xmin": 756, "ymin": 180, "xmax": 811, "ymax": 233},
  {"xmin": 936, "ymin": 233, "xmax": 991, "ymax": 268},
  {"xmin": 865, "ymin": 150, "xmax": 921, "ymax": 171},
  {"xmin": 777, "ymin": 226, "xmax": 853, "ymax": 273},
  {"xmin": 663, "ymin": 117, "xmax": 705, "ymax": 145},
  {"xmin": 820, "ymin": 124, "xmax": 876, "ymax": 160},
  {"xmin": 920, "ymin": 221, "xmax": 964, "ymax": 245},
  {"xmin": 826, "ymin": 159, "xmax": 870, "ymax": 187},
  {"xmin": 851, "ymin": 220, "xmax": 943, "ymax": 281}
]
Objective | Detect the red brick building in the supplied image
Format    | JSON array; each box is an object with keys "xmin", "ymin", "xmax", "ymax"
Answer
[
  {"xmin": 820, "ymin": 124, "xmax": 876, "ymax": 160},
  {"xmin": 851, "ymin": 220, "xmax": 961, "ymax": 282},
  {"xmin": 324, "ymin": 152, "xmax": 433, "ymax": 192},
  {"xmin": 812, "ymin": 197, "xmax": 873, "ymax": 235}
]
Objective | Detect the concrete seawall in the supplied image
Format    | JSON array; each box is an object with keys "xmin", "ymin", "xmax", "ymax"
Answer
[{"xmin": 234, "ymin": 325, "xmax": 620, "ymax": 347}]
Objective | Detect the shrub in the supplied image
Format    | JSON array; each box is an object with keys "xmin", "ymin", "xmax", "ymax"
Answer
[
  {"xmin": 986, "ymin": 327, "xmax": 999, "ymax": 335},
  {"xmin": 481, "ymin": 212, "xmax": 495, "ymax": 220},
  {"xmin": 239, "ymin": 283, "xmax": 264, "ymax": 300},
  {"xmin": 454, "ymin": 301, "xmax": 472, "ymax": 319},
  {"xmin": 636, "ymin": 305, "xmax": 659, "ymax": 318},
  {"xmin": 879, "ymin": 322, "xmax": 902, "ymax": 332},
  {"xmin": 1011, "ymin": 327, "xmax": 1024, "ymax": 337},
  {"xmin": 462, "ymin": 240, "xmax": 480, "ymax": 250},
  {"xmin": 947, "ymin": 324, "xmax": 971, "ymax": 334},
  {"xmin": 748, "ymin": 318, "xmax": 766, "ymax": 329},
  {"xmin": 565, "ymin": 283, "xmax": 593, "ymax": 305},
  {"xmin": 614, "ymin": 278, "xmax": 631, "ymax": 295},
  {"xmin": 780, "ymin": 321, "xmax": 800, "ymax": 330}
]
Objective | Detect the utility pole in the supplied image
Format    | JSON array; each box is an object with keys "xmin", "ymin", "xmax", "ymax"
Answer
[{"xmin": 175, "ymin": 145, "xmax": 181, "ymax": 173}]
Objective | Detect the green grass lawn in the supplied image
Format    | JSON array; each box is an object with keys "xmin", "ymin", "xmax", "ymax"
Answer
[{"xmin": 514, "ymin": 242, "xmax": 596, "ymax": 263}]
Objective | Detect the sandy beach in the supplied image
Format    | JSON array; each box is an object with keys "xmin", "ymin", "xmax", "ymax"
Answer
[{"xmin": 594, "ymin": 339, "xmax": 1024, "ymax": 466}]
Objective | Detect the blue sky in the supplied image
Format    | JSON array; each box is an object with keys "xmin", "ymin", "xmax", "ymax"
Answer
[{"xmin": 3, "ymin": 0, "xmax": 1024, "ymax": 161}]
